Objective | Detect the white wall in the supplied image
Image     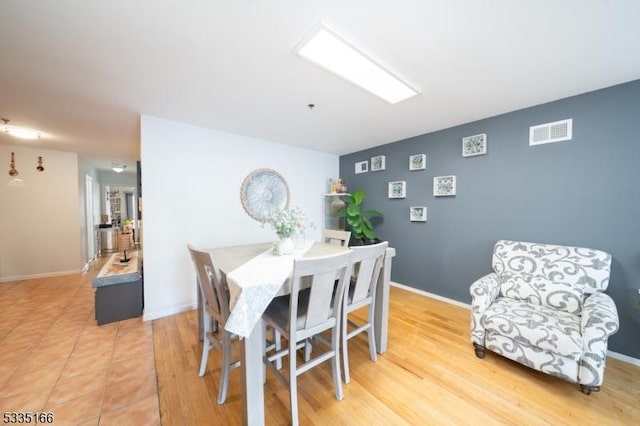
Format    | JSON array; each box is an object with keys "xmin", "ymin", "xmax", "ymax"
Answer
[
  {"xmin": 0, "ymin": 144, "xmax": 82, "ymax": 281},
  {"xmin": 140, "ymin": 115, "xmax": 339, "ymax": 320}
]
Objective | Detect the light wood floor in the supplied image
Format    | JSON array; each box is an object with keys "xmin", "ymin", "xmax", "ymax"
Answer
[{"xmin": 153, "ymin": 287, "xmax": 640, "ymax": 425}]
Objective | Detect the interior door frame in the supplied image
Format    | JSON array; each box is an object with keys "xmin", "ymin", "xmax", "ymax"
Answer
[{"xmin": 85, "ymin": 174, "xmax": 96, "ymax": 261}]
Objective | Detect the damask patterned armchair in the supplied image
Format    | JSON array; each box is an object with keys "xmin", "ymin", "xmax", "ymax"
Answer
[{"xmin": 470, "ymin": 240, "xmax": 619, "ymax": 394}]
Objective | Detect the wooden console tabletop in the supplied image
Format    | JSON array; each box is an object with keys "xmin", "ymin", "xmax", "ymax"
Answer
[{"xmin": 92, "ymin": 251, "xmax": 141, "ymax": 288}]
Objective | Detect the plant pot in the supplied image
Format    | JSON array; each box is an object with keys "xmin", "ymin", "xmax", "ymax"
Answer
[{"xmin": 351, "ymin": 237, "xmax": 384, "ymax": 246}]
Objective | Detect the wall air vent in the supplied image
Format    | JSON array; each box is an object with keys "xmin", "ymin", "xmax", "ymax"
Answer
[{"xmin": 529, "ymin": 118, "xmax": 573, "ymax": 146}]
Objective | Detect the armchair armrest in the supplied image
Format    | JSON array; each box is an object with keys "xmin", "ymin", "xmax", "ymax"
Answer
[
  {"xmin": 469, "ymin": 272, "xmax": 500, "ymax": 345},
  {"xmin": 579, "ymin": 292, "xmax": 619, "ymax": 387},
  {"xmin": 581, "ymin": 292, "xmax": 619, "ymax": 344},
  {"xmin": 470, "ymin": 272, "xmax": 500, "ymax": 313}
]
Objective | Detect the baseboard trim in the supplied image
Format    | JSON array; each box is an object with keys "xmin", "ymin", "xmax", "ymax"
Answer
[
  {"xmin": 607, "ymin": 351, "xmax": 640, "ymax": 367},
  {"xmin": 143, "ymin": 302, "xmax": 197, "ymax": 322},
  {"xmin": 391, "ymin": 281, "xmax": 472, "ymax": 310},
  {"xmin": 390, "ymin": 281, "xmax": 640, "ymax": 367},
  {"xmin": 0, "ymin": 269, "xmax": 83, "ymax": 283}
]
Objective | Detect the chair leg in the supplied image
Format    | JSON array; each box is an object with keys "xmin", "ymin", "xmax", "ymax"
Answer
[
  {"xmin": 199, "ymin": 337, "xmax": 210, "ymax": 377},
  {"xmin": 217, "ymin": 331, "xmax": 232, "ymax": 404},
  {"xmin": 342, "ymin": 310, "xmax": 350, "ymax": 384},
  {"xmin": 199, "ymin": 313, "xmax": 211, "ymax": 377},
  {"xmin": 366, "ymin": 326, "xmax": 377, "ymax": 363},
  {"xmin": 304, "ymin": 340, "xmax": 312, "ymax": 362},
  {"xmin": 473, "ymin": 343, "xmax": 485, "ymax": 358},
  {"xmin": 367, "ymin": 307, "xmax": 377, "ymax": 363},
  {"xmin": 275, "ymin": 330, "xmax": 282, "ymax": 370},
  {"xmin": 332, "ymin": 325, "xmax": 344, "ymax": 401},
  {"xmin": 289, "ymin": 344, "xmax": 299, "ymax": 426},
  {"xmin": 263, "ymin": 323, "xmax": 283, "ymax": 378}
]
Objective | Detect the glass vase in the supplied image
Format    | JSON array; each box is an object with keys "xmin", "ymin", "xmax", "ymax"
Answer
[{"xmin": 274, "ymin": 236, "xmax": 294, "ymax": 255}]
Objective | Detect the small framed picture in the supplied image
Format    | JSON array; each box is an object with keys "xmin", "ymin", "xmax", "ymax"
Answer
[
  {"xmin": 355, "ymin": 161, "xmax": 368, "ymax": 174},
  {"xmin": 410, "ymin": 206, "xmax": 427, "ymax": 222},
  {"xmin": 409, "ymin": 154, "xmax": 426, "ymax": 171},
  {"xmin": 433, "ymin": 175, "xmax": 456, "ymax": 196},
  {"xmin": 388, "ymin": 181, "xmax": 406, "ymax": 198},
  {"xmin": 462, "ymin": 133, "xmax": 487, "ymax": 157},
  {"xmin": 371, "ymin": 155, "xmax": 386, "ymax": 171}
]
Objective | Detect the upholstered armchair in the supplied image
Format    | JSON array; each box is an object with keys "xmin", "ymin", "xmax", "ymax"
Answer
[{"xmin": 470, "ymin": 240, "xmax": 619, "ymax": 394}]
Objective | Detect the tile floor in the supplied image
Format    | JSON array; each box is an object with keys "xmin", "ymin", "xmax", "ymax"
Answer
[{"xmin": 0, "ymin": 258, "xmax": 160, "ymax": 425}]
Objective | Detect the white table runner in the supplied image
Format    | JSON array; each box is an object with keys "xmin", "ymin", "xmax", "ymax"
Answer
[{"xmin": 224, "ymin": 240, "xmax": 314, "ymax": 337}]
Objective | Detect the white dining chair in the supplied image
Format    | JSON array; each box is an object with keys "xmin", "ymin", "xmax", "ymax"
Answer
[
  {"xmin": 187, "ymin": 244, "xmax": 239, "ymax": 404},
  {"xmin": 323, "ymin": 229, "xmax": 351, "ymax": 247},
  {"xmin": 262, "ymin": 250, "xmax": 353, "ymax": 426},
  {"xmin": 341, "ymin": 241, "xmax": 388, "ymax": 384}
]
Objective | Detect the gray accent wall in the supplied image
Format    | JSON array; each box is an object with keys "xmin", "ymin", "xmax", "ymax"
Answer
[{"xmin": 340, "ymin": 80, "xmax": 640, "ymax": 359}]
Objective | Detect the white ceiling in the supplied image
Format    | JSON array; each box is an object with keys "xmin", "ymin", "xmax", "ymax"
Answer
[{"xmin": 1, "ymin": 1, "xmax": 639, "ymax": 171}]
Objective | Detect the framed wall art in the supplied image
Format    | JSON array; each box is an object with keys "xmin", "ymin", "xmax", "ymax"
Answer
[
  {"xmin": 410, "ymin": 206, "xmax": 427, "ymax": 222},
  {"xmin": 409, "ymin": 154, "xmax": 426, "ymax": 170},
  {"xmin": 462, "ymin": 133, "xmax": 487, "ymax": 157},
  {"xmin": 388, "ymin": 181, "xmax": 406, "ymax": 198},
  {"xmin": 355, "ymin": 160, "xmax": 368, "ymax": 174},
  {"xmin": 433, "ymin": 175, "xmax": 456, "ymax": 196},
  {"xmin": 371, "ymin": 155, "xmax": 386, "ymax": 171},
  {"xmin": 240, "ymin": 168, "xmax": 290, "ymax": 222}
]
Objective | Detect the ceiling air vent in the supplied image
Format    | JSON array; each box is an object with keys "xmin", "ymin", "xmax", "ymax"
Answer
[{"xmin": 529, "ymin": 118, "xmax": 573, "ymax": 146}]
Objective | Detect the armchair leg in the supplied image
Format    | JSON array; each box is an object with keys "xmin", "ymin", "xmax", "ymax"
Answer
[
  {"xmin": 580, "ymin": 384, "xmax": 599, "ymax": 395},
  {"xmin": 473, "ymin": 343, "xmax": 485, "ymax": 359}
]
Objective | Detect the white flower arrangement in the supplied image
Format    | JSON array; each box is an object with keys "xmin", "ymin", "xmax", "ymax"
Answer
[{"xmin": 266, "ymin": 207, "xmax": 307, "ymax": 238}]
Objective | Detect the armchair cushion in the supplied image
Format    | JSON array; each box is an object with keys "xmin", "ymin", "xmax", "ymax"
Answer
[{"xmin": 483, "ymin": 298, "xmax": 582, "ymax": 360}]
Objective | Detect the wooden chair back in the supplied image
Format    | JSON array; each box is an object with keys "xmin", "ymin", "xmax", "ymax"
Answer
[
  {"xmin": 323, "ymin": 229, "xmax": 351, "ymax": 247},
  {"xmin": 289, "ymin": 251, "xmax": 353, "ymax": 341},
  {"xmin": 187, "ymin": 244, "xmax": 229, "ymax": 324},
  {"xmin": 348, "ymin": 241, "xmax": 388, "ymax": 308}
]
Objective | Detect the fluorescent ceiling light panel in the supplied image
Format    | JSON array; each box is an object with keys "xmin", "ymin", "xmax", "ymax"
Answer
[
  {"xmin": 2, "ymin": 125, "xmax": 41, "ymax": 139},
  {"xmin": 295, "ymin": 25, "xmax": 418, "ymax": 104}
]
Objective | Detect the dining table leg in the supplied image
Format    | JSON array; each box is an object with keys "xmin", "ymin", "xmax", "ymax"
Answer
[
  {"xmin": 240, "ymin": 321, "xmax": 265, "ymax": 426},
  {"xmin": 374, "ymin": 247, "xmax": 395, "ymax": 354}
]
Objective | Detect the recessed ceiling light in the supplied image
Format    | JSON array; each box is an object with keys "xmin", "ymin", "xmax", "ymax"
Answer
[
  {"xmin": 112, "ymin": 164, "xmax": 126, "ymax": 173},
  {"xmin": 295, "ymin": 24, "xmax": 419, "ymax": 104}
]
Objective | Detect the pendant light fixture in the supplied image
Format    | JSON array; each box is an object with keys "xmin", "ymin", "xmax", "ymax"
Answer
[
  {"xmin": 7, "ymin": 152, "xmax": 25, "ymax": 186},
  {"xmin": 8, "ymin": 152, "xmax": 18, "ymax": 176}
]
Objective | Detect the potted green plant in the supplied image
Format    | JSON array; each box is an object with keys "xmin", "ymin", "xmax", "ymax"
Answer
[{"xmin": 337, "ymin": 189, "xmax": 382, "ymax": 245}]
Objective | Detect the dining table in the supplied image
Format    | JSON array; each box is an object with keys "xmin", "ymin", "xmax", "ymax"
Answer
[{"xmin": 201, "ymin": 240, "xmax": 396, "ymax": 426}]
